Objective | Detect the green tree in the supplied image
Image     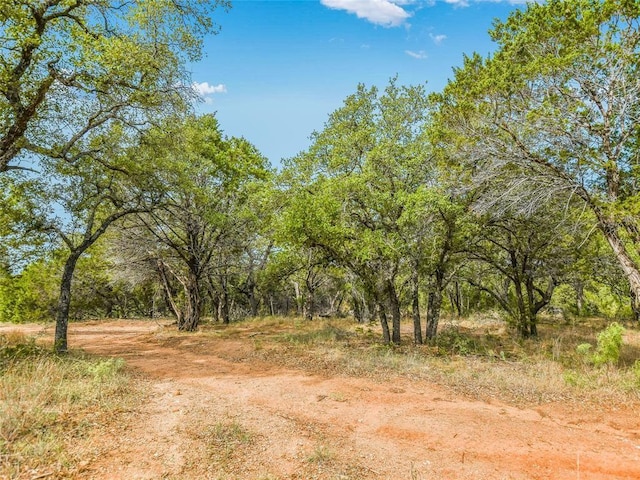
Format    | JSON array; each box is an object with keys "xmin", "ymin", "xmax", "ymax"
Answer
[
  {"xmin": 439, "ymin": 0, "xmax": 640, "ymax": 318},
  {"xmin": 116, "ymin": 115, "xmax": 270, "ymax": 330},
  {"xmin": 37, "ymin": 129, "xmax": 162, "ymax": 351},
  {"xmin": 465, "ymin": 206, "xmax": 584, "ymax": 337},
  {"xmin": 279, "ymin": 79, "xmax": 465, "ymax": 343},
  {"xmin": 0, "ymin": 0, "xmax": 227, "ymax": 173}
]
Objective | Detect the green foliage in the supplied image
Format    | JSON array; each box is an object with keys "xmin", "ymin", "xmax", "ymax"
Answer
[
  {"xmin": 441, "ymin": 0, "xmax": 640, "ymax": 320},
  {"xmin": 0, "ymin": 243, "xmax": 133, "ymax": 324},
  {"xmin": 434, "ymin": 328, "xmax": 476, "ymax": 356},
  {"xmin": 84, "ymin": 358, "xmax": 126, "ymax": 382},
  {"xmin": 0, "ymin": 0, "xmax": 227, "ymax": 172},
  {"xmin": 576, "ymin": 343, "xmax": 592, "ymax": 357},
  {"xmin": 584, "ymin": 285, "xmax": 631, "ymax": 320},
  {"xmin": 593, "ymin": 322, "xmax": 625, "ymax": 367},
  {"xmin": 574, "ymin": 323, "xmax": 625, "ymax": 367},
  {"xmin": 0, "ymin": 257, "xmax": 59, "ymax": 323}
]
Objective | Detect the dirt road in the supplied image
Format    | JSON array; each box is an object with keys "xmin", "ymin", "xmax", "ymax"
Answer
[{"xmin": 11, "ymin": 320, "xmax": 640, "ymax": 479}]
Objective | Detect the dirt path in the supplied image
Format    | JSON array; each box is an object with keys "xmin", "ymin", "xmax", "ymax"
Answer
[{"xmin": 8, "ymin": 320, "xmax": 640, "ymax": 479}]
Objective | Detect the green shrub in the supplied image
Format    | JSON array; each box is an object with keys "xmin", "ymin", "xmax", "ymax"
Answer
[
  {"xmin": 593, "ymin": 322, "xmax": 625, "ymax": 367},
  {"xmin": 576, "ymin": 343, "xmax": 592, "ymax": 356},
  {"xmin": 434, "ymin": 328, "xmax": 475, "ymax": 356}
]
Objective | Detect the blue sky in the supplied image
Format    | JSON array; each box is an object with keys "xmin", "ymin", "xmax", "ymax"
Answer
[{"xmin": 190, "ymin": 0, "xmax": 528, "ymax": 166}]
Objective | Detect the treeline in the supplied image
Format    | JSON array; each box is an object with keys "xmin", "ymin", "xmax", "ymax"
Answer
[{"xmin": 1, "ymin": 1, "xmax": 639, "ymax": 351}]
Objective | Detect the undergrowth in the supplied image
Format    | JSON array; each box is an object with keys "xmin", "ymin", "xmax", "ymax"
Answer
[
  {"xmin": 0, "ymin": 331, "xmax": 139, "ymax": 479},
  {"xmin": 238, "ymin": 316, "xmax": 640, "ymax": 407}
]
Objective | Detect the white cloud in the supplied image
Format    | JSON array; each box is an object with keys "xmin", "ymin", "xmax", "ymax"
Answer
[
  {"xmin": 429, "ymin": 33, "xmax": 447, "ymax": 45},
  {"xmin": 321, "ymin": 0, "xmax": 411, "ymax": 27},
  {"xmin": 444, "ymin": 0, "xmax": 529, "ymax": 6},
  {"xmin": 405, "ymin": 49, "xmax": 427, "ymax": 59},
  {"xmin": 193, "ymin": 82, "xmax": 227, "ymax": 96}
]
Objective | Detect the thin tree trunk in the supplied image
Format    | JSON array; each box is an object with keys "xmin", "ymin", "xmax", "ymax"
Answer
[
  {"xmin": 411, "ymin": 269, "xmax": 423, "ymax": 345},
  {"xmin": 54, "ymin": 252, "xmax": 82, "ymax": 353},
  {"xmin": 386, "ymin": 280, "xmax": 401, "ymax": 344},
  {"xmin": 353, "ymin": 291, "xmax": 363, "ymax": 323},
  {"xmin": 157, "ymin": 260, "xmax": 182, "ymax": 324},
  {"xmin": 575, "ymin": 281, "xmax": 584, "ymax": 317},
  {"xmin": 249, "ymin": 282, "xmax": 259, "ymax": 317},
  {"xmin": 425, "ymin": 289, "xmax": 443, "ymax": 340},
  {"xmin": 377, "ymin": 302, "xmax": 391, "ymax": 344},
  {"xmin": 303, "ymin": 289, "xmax": 314, "ymax": 321},
  {"xmin": 220, "ymin": 275, "xmax": 230, "ymax": 324},
  {"xmin": 292, "ymin": 281, "xmax": 302, "ymax": 315}
]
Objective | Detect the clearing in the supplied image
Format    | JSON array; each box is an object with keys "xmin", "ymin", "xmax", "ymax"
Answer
[{"xmin": 3, "ymin": 319, "xmax": 640, "ymax": 479}]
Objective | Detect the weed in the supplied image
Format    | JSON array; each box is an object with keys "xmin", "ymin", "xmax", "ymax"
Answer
[
  {"xmin": 84, "ymin": 357, "xmax": 126, "ymax": 382},
  {"xmin": 283, "ymin": 322, "xmax": 352, "ymax": 345},
  {"xmin": 433, "ymin": 328, "xmax": 476, "ymax": 356},
  {"xmin": 201, "ymin": 420, "xmax": 254, "ymax": 461},
  {"xmin": 593, "ymin": 322, "xmax": 625, "ymax": 367},
  {"xmin": 576, "ymin": 342, "xmax": 593, "ymax": 364},
  {"xmin": 329, "ymin": 391, "xmax": 348, "ymax": 402},
  {"xmin": 307, "ymin": 444, "xmax": 335, "ymax": 465}
]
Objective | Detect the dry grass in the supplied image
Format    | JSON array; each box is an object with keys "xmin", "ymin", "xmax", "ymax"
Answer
[
  {"xmin": 228, "ymin": 315, "xmax": 640, "ymax": 407},
  {"xmin": 0, "ymin": 331, "xmax": 142, "ymax": 479}
]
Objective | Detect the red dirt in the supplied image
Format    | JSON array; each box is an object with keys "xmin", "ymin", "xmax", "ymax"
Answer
[{"xmin": 5, "ymin": 319, "xmax": 640, "ymax": 479}]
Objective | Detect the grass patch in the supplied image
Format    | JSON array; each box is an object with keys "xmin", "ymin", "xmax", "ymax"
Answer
[
  {"xmin": 306, "ymin": 444, "xmax": 335, "ymax": 465},
  {"xmin": 0, "ymin": 332, "xmax": 139, "ymax": 479},
  {"xmin": 281, "ymin": 322, "xmax": 353, "ymax": 345},
  {"xmin": 239, "ymin": 315, "xmax": 640, "ymax": 407}
]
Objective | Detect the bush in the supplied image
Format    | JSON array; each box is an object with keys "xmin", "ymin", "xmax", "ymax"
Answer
[{"xmin": 593, "ymin": 322, "xmax": 625, "ymax": 367}]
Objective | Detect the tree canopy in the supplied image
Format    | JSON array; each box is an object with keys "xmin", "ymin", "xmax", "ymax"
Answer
[
  {"xmin": 2, "ymin": 0, "xmax": 639, "ymax": 351},
  {"xmin": 0, "ymin": 0, "xmax": 227, "ymax": 172}
]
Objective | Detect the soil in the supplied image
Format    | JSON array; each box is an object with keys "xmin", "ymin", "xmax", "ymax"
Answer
[{"xmin": 5, "ymin": 319, "xmax": 640, "ymax": 479}]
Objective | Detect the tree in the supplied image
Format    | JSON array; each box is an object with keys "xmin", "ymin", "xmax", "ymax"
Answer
[
  {"xmin": 465, "ymin": 205, "xmax": 584, "ymax": 337},
  {"xmin": 439, "ymin": 0, "xmax": 640, "ymax": 318},
  {"xmin": 0, "ymin": 0, "xmax": 227, "ymax": 173},
  {"xmin": 34, "ymin": 128, "xmax": 164, "ymax": 351},
  {"xmin": 280, "ymin": 79, "xmax": 450, "ymax": 344},
  {"xmin": 118, "ymin": 115, "xmax": 269, "ymax": 331}
]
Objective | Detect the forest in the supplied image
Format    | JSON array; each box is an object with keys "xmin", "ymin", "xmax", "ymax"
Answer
[{"xmin": 1, "ymin": 0, "xmax": 640, "ymax": 355}]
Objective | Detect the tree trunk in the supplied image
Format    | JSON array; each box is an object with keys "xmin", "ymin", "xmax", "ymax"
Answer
[
  {"xmin": 630, "ymin": 288, "xmax": 640, "ymax": 322},
  {"xmin": 575, "ymin": 281, "xmax": 584, "ymax": 317},
  {"xmin": 386, "ymin": 280, "xmax": 401, "ymax": 344},
  {"xmin": 249, "ymin": 282, "xmax": 259, "ymax": 317},
  {"xmin": 54, "ymin": 252, "xmax": 82, "ymax": 353},
  {"xmin": 157, "ymin": 260, "xmax": 182, "ymax": 325},
  {"xmin": 353, "ymin": 291, "xmax": 363, "ymax": 322},
  {"xmin": 377, "ymin": 302, "xmax": 391, "ymax": 344},
  {"xmin": 303, "ymin": 289, "xmax": 314, "ymax": 321},
  {"xmin": 425, "ymin": 289, "xmax": 443, "ymax": 340},
  {"xmin": 411, "ymin": 269, "xmax": 423, "ymax": 345},
  {"xmin": 220, "ymin": 275, "xmax": 230, "ymax": 324},
  {"xmin": 292, "ymin": 281, "xmax": 302, "ymax": 315},
  {"xmin": 179, "ymin": 270, "xmax": 201, "ymax": 331},
  {"xmin": 450, "ymin": 281, "xmax": 463, "ymax": 317},
  {"xmin": 598, "ymin": 217, "xmax": 640, "ymax": 315}
]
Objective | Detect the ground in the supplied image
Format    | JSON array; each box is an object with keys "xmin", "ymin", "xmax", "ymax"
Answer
[{"xmin": 4, "ymin": 319, "xmax": 640, "ymax": 479}]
